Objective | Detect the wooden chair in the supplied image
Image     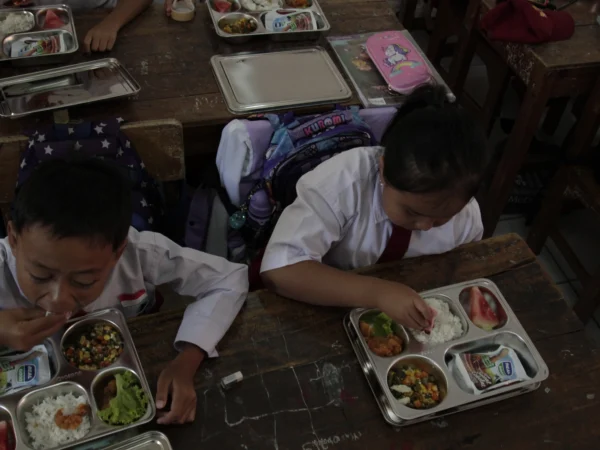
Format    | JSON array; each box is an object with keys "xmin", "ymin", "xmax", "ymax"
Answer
[
  {"xmin": 427, "ymin": 0, "xmax": 510, "ymax": 136},
  {"xmin": 0, "ymin": 119, "xmax": 186, "ymax": 228},
  {"xmin": 527, "ymin": 78, "xmax": 600, "ymax": 322},
  {"xmin": 527, "ymin": 165, "xmax": 600, "ymax": 323},
  {"xmin": 398, "ymin": 0, "xmax": 437, "ymax": 31}
]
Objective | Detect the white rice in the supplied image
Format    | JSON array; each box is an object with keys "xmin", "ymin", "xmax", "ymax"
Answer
[
  {"xmin": 25, "ymin": 393, "xmax": 90, "ymax": 450},
  {"xmin": 411, "ymin": 297, "xmax": 463, "ymax": 345},
  {"xmin": 0, "ymin": 13, "xmax": 34, "ymax": 37}
]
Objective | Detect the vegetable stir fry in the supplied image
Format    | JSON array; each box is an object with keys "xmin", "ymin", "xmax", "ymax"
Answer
[
  {"xmin": 359, "ymin": 313, "xmax": 403, "ymax": 357},
  {"xmin": 388, "ymin": 365, "xmax": 441, "ymax": 409},
  {"xmin": 63, "ymin": 323, "xmax": 124, "ymax": 370},
  {"xmin": 221, "ymin": 17, "xmax": 257, "ymax": 34}
]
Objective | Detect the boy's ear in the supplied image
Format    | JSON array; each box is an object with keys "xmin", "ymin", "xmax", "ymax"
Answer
[
  {"xmin": 6, "ymin": 221, "xmax": 18, "ymax": 252},
  {"xmin": 114, "ymin": 239, "xmax": 128, "ymax": 260}
]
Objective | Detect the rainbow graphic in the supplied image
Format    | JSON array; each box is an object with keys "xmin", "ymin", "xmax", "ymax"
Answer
[{"xmin": 390, "ymin": 61, "xmax": 422, "ymax": 77}]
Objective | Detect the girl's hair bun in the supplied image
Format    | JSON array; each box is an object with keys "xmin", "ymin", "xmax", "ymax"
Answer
[{"xmin": 381, "ymin": 84, "xmax": 489, "ymax": 198}]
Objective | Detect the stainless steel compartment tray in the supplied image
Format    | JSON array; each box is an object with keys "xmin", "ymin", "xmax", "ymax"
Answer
[
  {"xmin": 0, "ymin": 58, "xmax": 141, "ymax": 118},
  {"xmin": 207, "ymin": 0, "xmax": 330, "ymax": 42},
  {"xmin": 0, "ymin": 308, "xmax": 156, "ymax": 450},
  {"xmin": 0, "ymin": 5, "xmax": 78, "ymax": 62},
  {"xmin": 211, "ymin": 47, "xmax": 352, "ymax": 114},
  {"xmin": 100, "ymin": 431, "xmax": 173, "ymax": 450},
  {"xmin": 344, "ymin": 278, "xmax": 549, "ymax": 426}
]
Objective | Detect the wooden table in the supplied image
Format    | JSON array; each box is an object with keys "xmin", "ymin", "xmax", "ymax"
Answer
[
  {"xmin": 0, "ymin": 0, "xmax": 400, "ymax": 171},
  {"xmin": 127, "ymin": 234, "xmax": 600, "ymax": 449},
  {"xmin": 465, "ymin": 0, "xmax": 600, "ymax": 236}
]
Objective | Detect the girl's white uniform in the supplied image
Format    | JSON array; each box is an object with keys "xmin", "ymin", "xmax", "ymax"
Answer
[{"xmin": 261, "ymin": 147, "xmax": 483, "ymax": 273}]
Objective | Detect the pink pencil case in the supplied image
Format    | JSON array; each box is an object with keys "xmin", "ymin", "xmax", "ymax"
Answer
[{"xmin": 366, "ymin": 31, "xmax": 434, "ymax": 95}]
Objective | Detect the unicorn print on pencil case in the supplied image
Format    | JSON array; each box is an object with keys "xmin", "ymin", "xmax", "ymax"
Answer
[{"xmin": 382, "ymin": 44, "xmax": 422, "ymax": 77}]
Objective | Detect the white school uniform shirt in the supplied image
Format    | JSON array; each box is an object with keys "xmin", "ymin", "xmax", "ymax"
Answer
[
  {"xmin": 0, "ymin": 228, "xmax": 248, "ymax": 357},
  {"xmin": 261, "ymin": 146, "xmax": 483, "ymax": 273}
]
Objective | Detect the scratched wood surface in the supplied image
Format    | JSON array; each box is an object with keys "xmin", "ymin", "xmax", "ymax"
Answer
[
  {"xmin": 127, "ymin": 233, "xmax": 600, "ymax": 449},
  {"xmin": 479, "ymin": 0, "xmax": 600, "ymax": 89},
  {"xmin": 0, "ymin": 0, "xmax": 400, "ymax": 136}
]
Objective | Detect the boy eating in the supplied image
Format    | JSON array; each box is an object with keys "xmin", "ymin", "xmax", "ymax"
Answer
[{"xmin": 0, "ymin": 158, "xmax": 248, "ymax": 425}]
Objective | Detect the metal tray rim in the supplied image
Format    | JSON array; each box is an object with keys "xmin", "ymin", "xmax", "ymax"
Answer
[
  {"xmin": 345, "ymin": 278, "xmax": 550, "ymax": 424},
  {"xmin": 206, "ymin": 0, "xmax": 330, "ymax": 40},
  {"xmin": 0, "ymin": 308, "xmax": 156, "ymax": 450},
  {"xmin": 0, "ymin": 58, "xmax": 140, "ymax": 119},
  {"xmin": 98, "ymin": 431, "xmax": 173, "ymax": 450},
  {"xmin": 211, "ymin": 47, "xmax": 352, "ymax": 114},
  {"xmin": 0, "ymin": 4, "xmax": 78, "ymax": 62}
]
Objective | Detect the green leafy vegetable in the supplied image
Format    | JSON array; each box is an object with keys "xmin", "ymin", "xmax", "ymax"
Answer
[
  {"xmin": 371, "ymin": 313, "xmax": 394, "ymax": 337},
  {"xmin": 98, "ymin": 371, "xmax": 148, "ymax": 425}
]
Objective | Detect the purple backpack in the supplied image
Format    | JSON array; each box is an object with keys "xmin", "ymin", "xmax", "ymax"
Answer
[
  {"xmin": 16, "ymin": 118, "xmax": 164, "ymax": 233},
  {"xmin": 186, "ymin": 107, "xmax": 397, "ymax": 261}
]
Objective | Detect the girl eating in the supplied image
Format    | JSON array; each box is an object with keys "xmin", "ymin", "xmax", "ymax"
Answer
[{"xmin": 260, "ymin": 86, "xmax": 491, "ymax": 331}]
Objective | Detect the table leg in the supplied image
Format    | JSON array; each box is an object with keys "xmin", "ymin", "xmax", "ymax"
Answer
[
  {"xmin": 481, "ymin": 75, "xmax": 556, "ymax": 237},
  {"xmin": 574, "ymin": 271, "xmax": 600, "ymax": 323},
  {"xmin": 565, "ymin": 77, "xmax": 600, "ymax": 160},
  {"xmin": 541, "ymin": 97, "xmax": 569, "ymax": 137},
  {"xmin": 526, "ymin": 166, "xmax": 569, "ymax": 254},
  {"xmin": 399, "ymin": 0, "xmax": 419, "ymax": 29},
  {"xmin": 448, "ymin": 0, "xmax": 481, "ymax": 97},
  {"xmin": 426, "ymin": 0, "xmax": 452, "ymax": 68},
  {"xmin": 480, "ymin": 42, "xmax": 510, "ymax": 135}
]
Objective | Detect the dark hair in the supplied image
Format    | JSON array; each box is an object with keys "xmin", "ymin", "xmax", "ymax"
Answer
[
  {"xmin": 12, "ymin": 158, "xmax": 132, "ymax": 250},
  {"xmin": 381, "ymin": 85, "xmax": 489, "ymax": 199}
]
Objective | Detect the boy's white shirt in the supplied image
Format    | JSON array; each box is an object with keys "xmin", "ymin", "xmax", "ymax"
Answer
[
  {"xmin": 0, "ymin": 228, "xmax": 248, "ymax": 358},
  {"xmin": 261, "ymin": 146, "xmax": 483, "ymax": 273}
]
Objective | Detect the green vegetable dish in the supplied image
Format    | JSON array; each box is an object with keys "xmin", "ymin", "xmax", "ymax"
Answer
[
  {"xmin": 387, "ymin": 365, "xmax": 441, "ymax": 409},
  {"xmin": 97, "ymin": 371, "xmax": 148, "ymax": 425},
  {"xmin": 359, "ymin": 312, "xmax": 403, "ymax": 357}
]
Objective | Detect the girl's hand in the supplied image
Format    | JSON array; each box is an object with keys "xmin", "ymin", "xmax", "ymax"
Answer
[
  {"xmin": 375, "ymin": 281, "xmax": 432, "ymax": 330},
  {"xmin": 155, "ymin": 344, "xmax": 204, "ymax": 425},
  {"xmin": 84, "ymin": 20, "xmax": 120, "ymax": 53}
]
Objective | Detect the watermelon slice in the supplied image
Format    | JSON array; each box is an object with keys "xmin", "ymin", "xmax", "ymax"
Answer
[
  {"xmin": 214, "ymin": 0, "xmax": 232, "ymax": 12},
  {"xmin": 0, "ymin": 421, "xmax": 14, "ymax": 450},
  {"xmin": 468, "ymin": 286, "xmax": 500, "ymax": 331},
  {"xmin": 43, "ymin": 10, "xmax": 65, "ymax": 30},
  {"xmin": 0, "ymin": 421, "xmax": 7, "ymax": 450}
]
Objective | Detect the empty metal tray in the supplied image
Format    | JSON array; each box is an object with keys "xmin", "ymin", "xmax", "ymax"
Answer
[{"xmin": 211, "ymin": 47, "xmax": 352, "ymax": 114}]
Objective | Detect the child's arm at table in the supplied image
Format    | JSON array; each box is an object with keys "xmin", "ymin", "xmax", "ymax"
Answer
[
  {"xmin": 263, "ymin": 262, "xmax": 430, "ymax": 330},
  {"xmin": 134, "ymin": 229, "xmax": 248, "ymax": 424},
  {"xmin": 84, "ymin": 0, "xmax": 152, "ymax": 52},
  {"xmin": 260, "ymin": 180, "xmax": 430, "ymax": 330}
]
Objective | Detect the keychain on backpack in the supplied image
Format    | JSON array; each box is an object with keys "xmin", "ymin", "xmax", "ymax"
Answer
[{"xmin": 229, "ymin": 210, "xmax": 247, "ymax": 230}]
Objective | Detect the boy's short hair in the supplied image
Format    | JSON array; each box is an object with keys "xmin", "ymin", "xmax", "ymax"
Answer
[
  {"xmin": 381, "ymin": 85, "xmax": 489, "ymax": 199},
  {"xmin": 12, "ymin": 158, "xmax": 132, "ymax": 250}
]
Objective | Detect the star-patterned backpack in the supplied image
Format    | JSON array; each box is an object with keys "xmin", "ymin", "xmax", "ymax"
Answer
[{"xmin": 15, "ymin": 118, "xmax": 164, "ymax": 233}]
